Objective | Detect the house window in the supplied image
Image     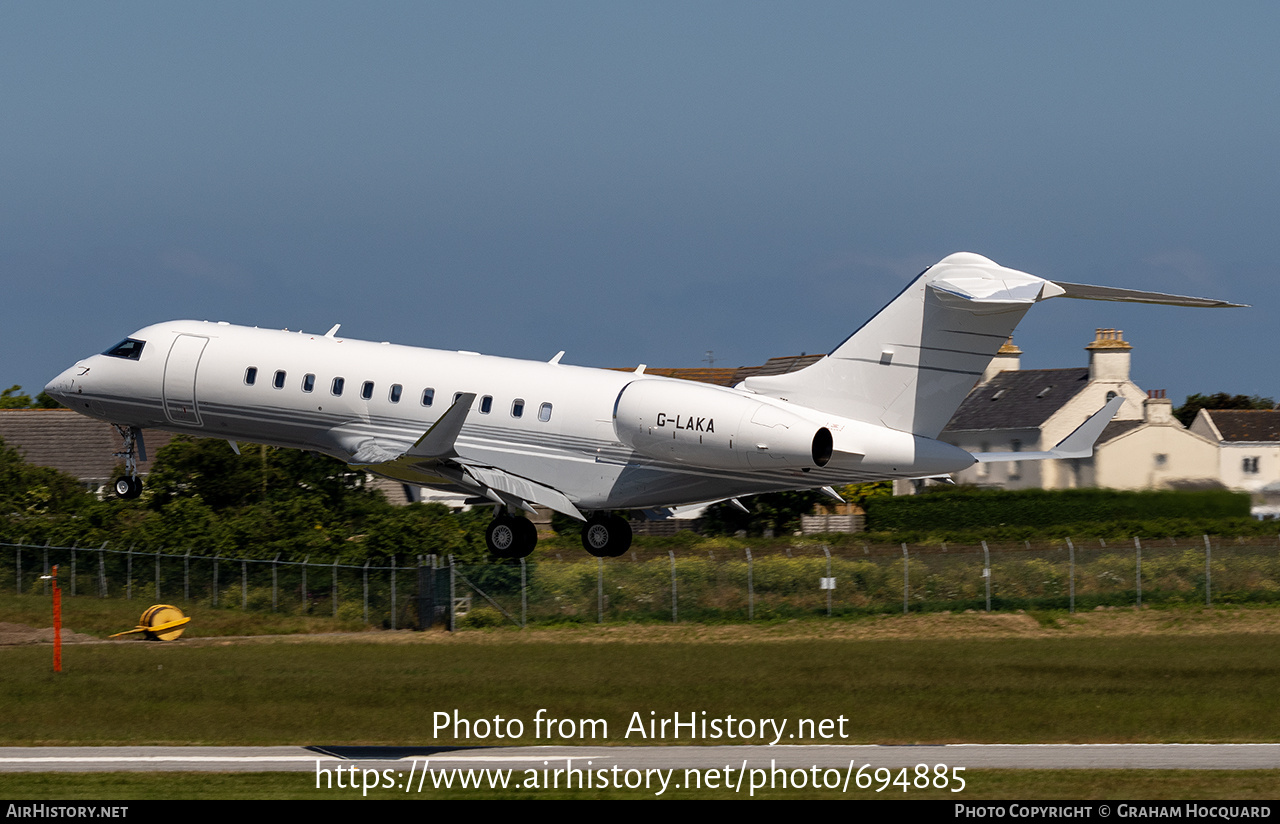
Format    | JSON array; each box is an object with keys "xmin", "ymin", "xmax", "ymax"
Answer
[
  {"xmin": 1009, "ymin": 439, "xmax": 1022, "ymax": 480},
  {"xmin": 1155, "ymin": 453, "xmax": 1168, "ymax": 467},
  {"xmin": 1243, "ymin": 456, "xmax": 1260, "ymax": 475}
]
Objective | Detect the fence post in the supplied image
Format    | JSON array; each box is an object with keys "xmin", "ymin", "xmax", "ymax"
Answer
[
  {"xmin": 43, "ymin": 543, "xmax": 49, "ymax": 596},
  {"xmin": 669, "ymin": 550, "xmax": 677, "ymax": 623},
  {"xmin": 272, "ymin": 554, "xmax": 280, "ymax": 612},
  {"xmin": 363, "ymin": 560, "xmax": 370, "ymax": 624},
  {"xmin": 745, "ymin": 548, "xmax": 754, "ymax": 621},
  {"xmin": 823, "ymin": 544, "xmax": 832, "ymax": 617},
  {"xmin": 332, "ymin": 559, "xmax": 339, "ymax": 618},
  {"xmin": 1203, "ymin": 534, "xmax": 1212, "ymax": 608},
  {"xmin": 301, "ymin": 556, "xmax": 309, "ymax": 615},
  {"xmin": 212, "ymin": 555, "xmax": 219, "ymax": 607},
  {"xmin": 447, "ymin": 555, "xmax": 456, "ymax": 633},
  {"xmin": 98, "ymin": 543, "xmax": 108, "ymax": 599},
  {"xmin": 184, "ymin": 551, "xmax": 191, "ymax": 602},
  {"xmin": 982, "ymin": 541, "xmax": 991, "ymax": 612},
  {"xmin": 1066, "ymin": 538, "xmax": 1075, "ymax": 613},
  {"xmin": 520, "ymin": 556, "xmax": 527, "ymax": 629},
  {"xmin": 70, "ymin": 543, "xmax": 76, "ymax": 598},
  {"xmin": 597, "ymin": 557, "xmax": 604, "ymax": 624},
  {"xmin": 155, "ymin": 550, "xmax": 161, "ymax": 601},
  {"xmin": 1134, "ymin": 537, "xmax": 1143, "ymax": 608},
  {"xmin": 15, "ymin": 545, "xmax": 20, "ymax": 595},
  {"xmin": 241, "ymin": 559, "xmax": 247, "ymax": 610},
  {"xmin": 127, "ymin": 545, "xmax": 133, "ymax": 600},
  {"xmin": 902, "ymin": 543, "xmax": 909, "ymax": 615},
  {"xmin": 391, "ymin": 556, "xmax": 397, "ymax": 630}
]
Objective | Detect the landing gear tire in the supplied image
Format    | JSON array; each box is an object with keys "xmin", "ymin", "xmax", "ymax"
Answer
[
  {"xmin": 581, "ymin": 514, "xmax": 632, "ymax": 558},
  {"xmin": 115, "ymin": 476, "xmax": 142, "ymax": 499},
  {"xmin": 486, "ymin": 514, "xmax": 537, "ymax": 559}
]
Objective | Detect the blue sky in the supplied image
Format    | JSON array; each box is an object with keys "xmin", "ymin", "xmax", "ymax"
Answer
[{"xmin": 5, "ymin": 1, "xmax": 1277, "ymax": 404}]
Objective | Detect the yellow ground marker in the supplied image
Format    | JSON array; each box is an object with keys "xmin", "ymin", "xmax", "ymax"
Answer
[{"xmin": 110, "ymin": 605, "xmax": 191, "ymax": 641}]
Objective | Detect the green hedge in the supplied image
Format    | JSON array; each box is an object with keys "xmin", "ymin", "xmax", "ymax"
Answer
[{"xmin": 866, "ymin": 488, "xmax": 1251, "ymax": 533}]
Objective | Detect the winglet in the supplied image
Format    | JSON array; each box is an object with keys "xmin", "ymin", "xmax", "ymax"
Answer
[
  {"xmin": 325, "ymin": 324, "xmax": 342, "ymax": 338},
  {"xmin": 971, "ymin": 395, "xmax": 1126, "ymax": 463},
  {"xmin": 1043, "ymin": 394, "xmax": 1127, "ymax": 459},
  {"xmin": 403, "ymin": 392, "xmax": 475, "ymax": 459}
]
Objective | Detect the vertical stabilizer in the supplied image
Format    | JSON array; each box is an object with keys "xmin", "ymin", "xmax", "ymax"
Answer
[
  {"xmin": 743, "ymin": 253, "xmax": 1062, "ymax": 438},
  {"xmin": 743, "ymin": 252, "xmax": 1239, "ymax": 438}
]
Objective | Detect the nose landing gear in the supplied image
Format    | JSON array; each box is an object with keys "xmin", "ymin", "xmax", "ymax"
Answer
[{"xmin": 112, "ymin": 425, "xmax": 146, "ymax": 499}]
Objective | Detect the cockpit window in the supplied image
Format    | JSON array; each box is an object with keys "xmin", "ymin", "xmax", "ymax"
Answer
[{"xmin": 103, "ymin": 338, "xmax": 145, "ymax": 360}]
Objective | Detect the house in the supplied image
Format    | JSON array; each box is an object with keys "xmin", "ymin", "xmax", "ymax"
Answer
[
  {"xmin": 937, "ymin": 329, "xmax": 1219, "ymax": 492},
  {"xmin": 0, "ymin": 409, "xmax": 173, "ymax": 493},
  {"xmin": 1189, "ymin": 409, "xmax": 1280, "ymax": 494}
]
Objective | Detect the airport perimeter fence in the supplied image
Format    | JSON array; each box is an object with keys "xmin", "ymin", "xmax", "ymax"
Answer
[{"xmin": 2, "ymin": 535, "xmax": 1279, "ymax": 630}]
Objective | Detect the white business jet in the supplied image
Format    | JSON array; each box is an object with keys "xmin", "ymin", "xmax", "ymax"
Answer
[{"xmin": 44, "ymin": 253, "xmax": 1240, "ymax": 559}]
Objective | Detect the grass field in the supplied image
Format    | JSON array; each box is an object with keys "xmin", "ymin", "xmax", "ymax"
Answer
[{"xmin": 3, "ymin": 599, "xmax": 1279, "ymax": 799}]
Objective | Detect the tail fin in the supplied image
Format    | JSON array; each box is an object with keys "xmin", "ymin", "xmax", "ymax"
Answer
[{"xmin": 743, "ymin": 252, "xmax": 1241, "ymax": 439}]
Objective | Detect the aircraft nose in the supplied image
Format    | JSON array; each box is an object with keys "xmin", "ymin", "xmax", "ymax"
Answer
[{"xmin": 44, "ymin": 364, "xmax": 84, "ymax": 404}]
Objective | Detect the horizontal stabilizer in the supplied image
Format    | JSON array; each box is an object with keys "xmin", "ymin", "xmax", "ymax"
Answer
[
  {"xmin": 972, "ymin": 395, "xmax": 1125, "ymax": 463},
  {"xmin": 1049, "ymin": 281, "xmax": 1247, "ymax": 308}
]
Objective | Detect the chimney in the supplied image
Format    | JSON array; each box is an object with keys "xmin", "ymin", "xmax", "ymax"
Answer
[
  {"xmin": 981, "ymin": 337, "xmax": 1022, "ymax": 384},
  {"xmin": 1086, "ymin": 328, "xmax": 1132, "ymax": 383},
  {"xmin": 1143, "ymin": 389, "xmax": 1173, "ymax": 424}
]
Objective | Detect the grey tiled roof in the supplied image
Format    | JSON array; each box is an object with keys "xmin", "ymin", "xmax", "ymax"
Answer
[
  {"xmin": 0, "ymin": 410, "xmax": 173, "ymax": 483},
  {"xmin": 1097, "ymin": 419, "xmax": 1144, "ymax": 444},
  {"xmin": 1202, "ymin": 410, "xmax": 1280, "ymax": 442},
  {"xmin": 942, "ymin": 368, "xmax": 1091, "ymax": 432}
]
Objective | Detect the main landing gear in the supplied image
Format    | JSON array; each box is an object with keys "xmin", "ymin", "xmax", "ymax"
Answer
[
  {"xmin": 112, "ymin": 425, "xmax": 146, "ymax": 500},
  {"xmin": 483, "ymin": 511, "xmax": 635, "ymax": 559},
  {"xmin": 581, "ymin": 513, "xmax": 632, "ymax": 558},
  {"xmin": 485, "ymin": 514, "xmax": 538, "ymax": 560}
]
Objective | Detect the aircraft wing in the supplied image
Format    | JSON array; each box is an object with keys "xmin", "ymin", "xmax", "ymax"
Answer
[
  {"xmin": 346, "ymin": 391, "xmax": 586, "ymax": 521},
  {"xmin": 971, "ymin": 395, "xmax": 1125, "ymax": 463}
]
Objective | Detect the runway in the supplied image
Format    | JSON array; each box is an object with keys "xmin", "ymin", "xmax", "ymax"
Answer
[{"xmin": 2, "ymin": 744, "xmax": 1278, "ymax": 773}]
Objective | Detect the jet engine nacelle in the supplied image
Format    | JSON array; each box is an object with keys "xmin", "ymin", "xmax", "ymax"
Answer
[{"xmin": 613, "ymin": 379, "xmax": 833, "ymax": 470}]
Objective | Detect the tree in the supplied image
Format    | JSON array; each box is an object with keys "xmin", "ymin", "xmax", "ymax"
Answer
[
  {"xmin": 0, "ymin": 385, "xmax": 62, "ymax": 409},
  {"xmin": 1173, "ymin": 393, "xmax": 1276, "ymax": 427}
]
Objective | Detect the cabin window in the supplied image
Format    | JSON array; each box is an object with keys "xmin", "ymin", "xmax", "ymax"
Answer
[
  {"xmin": 103, "ymin": 338, "xmax": 145, "ymax": 360},
  {"xmin": 421, "ymin": 388, "xmax": 435, "ymax": 407},
  {"xmin": 480, "ymin": 395, "xmax": 493, "ymax": 414},
  {"xmin": 361, "ymin": 381, "xmax": 374, "ymax": 400},
  {"xmin": 273, "ymin": 370, "xmax": 286, "ymax": 389},
  {"xmin": 332, "ymin": 377, "xmax": 345, "ymax": 396},
  {"xmin": 389, "ymin": 384, "xmax": 402, "ymax": 403},
  {"xmin": 511, "ymin": 399, "xmax": 525, "ymax": 418},
  {"xmin": 244, "ymin": 367, "xmax": 258, "ymax": 386},
  {"xmin": 302, "ymin": 374, "xmax": 315, "ymax": 393},
  {"xmin": 538, "ymin": 402, "xmax": 553, "ymax": 422}
]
